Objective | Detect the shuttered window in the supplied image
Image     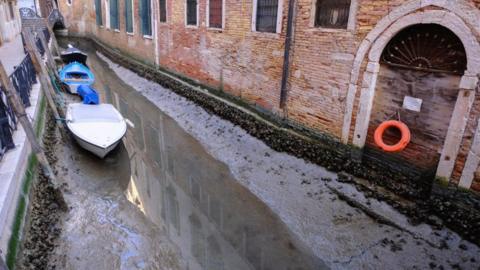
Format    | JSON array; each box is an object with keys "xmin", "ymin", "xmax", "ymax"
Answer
[
  {"xmin": 255, "ymin": 0, "xmax": 278, "ymax": 33},
  {"xmin": 315, "ymin": 0, "xmax": 351, "ymax": 29},
  {"xmin": 159, "ymin": 0, "xmax": 166, "ymax": 22},
  {"xmin": 95, "ymin": 0, "xmax": 102, "ymax": 26},
  {"xmin": 186, "ymin": 0, "xmax": 197, "ymax": 26},
  {"xmin": 140, "ymin": 0, "xmax": 152, "ymax": 35},
  {"xmin": 125, "ymin": 0, "xmax": 133, "ymax": 32},
  {"xmin": 8, "ymin": 1, "xmax": 14, "ymax": 19},
  {"xmin": 208, "ymin": 0, "xmax": 222, "ymax": 28},
  {"xmin": 110, "ymin": 0, "xmax": 119, "ymax": 29}
]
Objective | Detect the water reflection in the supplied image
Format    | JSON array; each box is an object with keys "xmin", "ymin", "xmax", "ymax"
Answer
[{"xmin": 87, "ymin": 46, "xmax": 326, "ymax": 270}]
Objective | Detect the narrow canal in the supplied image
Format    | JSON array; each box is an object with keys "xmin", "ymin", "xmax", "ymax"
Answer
[
  {"xmin": 47, "ymin": 38, "xmax": 327, "ymax": 270},
  {"xmin": 22, "ymin": 37, "xmax": 478, "ymax": 270}
]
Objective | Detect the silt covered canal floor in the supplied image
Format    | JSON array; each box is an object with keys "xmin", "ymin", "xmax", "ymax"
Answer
[{"xmin": 17, "ymin": 39, "xmax": 480, "ymax": 270}]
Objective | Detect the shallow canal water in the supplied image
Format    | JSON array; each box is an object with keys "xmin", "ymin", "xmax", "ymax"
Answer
[
  {"xmin": 49, "ymin": 38, "xmax": 480, "ymax": 270},
  {"xmin": 54, "ymin": 39, "xmax": 327, "ymax": 270}
]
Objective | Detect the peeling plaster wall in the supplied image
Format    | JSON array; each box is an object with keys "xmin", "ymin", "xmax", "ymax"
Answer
[{"xmin": 0, "ymin": 0, "xmax": 21, "ymax": 44}]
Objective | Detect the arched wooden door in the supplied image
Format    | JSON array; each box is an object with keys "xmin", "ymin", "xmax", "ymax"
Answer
[{"xmin": 365, "ymin": 24, "xmax": 467, "ymax": 172}]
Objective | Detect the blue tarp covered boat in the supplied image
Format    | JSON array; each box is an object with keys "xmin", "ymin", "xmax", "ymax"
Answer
[
  {"xmin": 59, "ymin": 62, "xmax": 95, "ymax": 94},
  {"xmin": 77, "ymin": 85, "xmax": 100, "ymax": 105}
]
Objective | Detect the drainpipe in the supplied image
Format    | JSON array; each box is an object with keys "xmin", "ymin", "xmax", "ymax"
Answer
[
  {"xmin": 153, "ymin": 0, "xmax": 159, "ymax": 66},
  {"xmin": 279, "ymin": 0, "xmax": 295, "ymax": 109}
]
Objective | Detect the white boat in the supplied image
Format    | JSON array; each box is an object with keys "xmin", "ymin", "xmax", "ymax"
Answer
[{"xmin": 66, "ymin": 103, "xmax": 127, "ymax": 158}]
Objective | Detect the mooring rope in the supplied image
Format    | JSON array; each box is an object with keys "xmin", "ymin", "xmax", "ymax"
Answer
[{"xmin": 49, "ymin": 72, "xmax": 66, "ymax": 108}]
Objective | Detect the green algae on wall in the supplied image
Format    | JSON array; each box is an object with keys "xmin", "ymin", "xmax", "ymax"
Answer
[{"xmin": 5, "ymin": 94, "xmax": 46, "ymax": 270}]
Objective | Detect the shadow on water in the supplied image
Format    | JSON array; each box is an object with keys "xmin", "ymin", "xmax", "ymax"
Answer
[
  {"xmin": 69, "ymin": 138, "xmax": 131, "ymax": 193},
  {"xmin": 60, "ymin": 38, "xmax": 327, "ymax": 270}
]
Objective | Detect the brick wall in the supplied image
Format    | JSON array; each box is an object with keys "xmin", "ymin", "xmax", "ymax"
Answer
[{"xmin": 155, "ymin": 0, "xmax": 287, "ymax": 113}]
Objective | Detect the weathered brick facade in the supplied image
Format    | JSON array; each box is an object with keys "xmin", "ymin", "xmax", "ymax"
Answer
[
  {"xmin": 58, "ymin": 0, "xmax": 480, "ymax": 191},
  {"xmin": 0, "ymin": 0, "xmax": 21, "ymax": 44}
]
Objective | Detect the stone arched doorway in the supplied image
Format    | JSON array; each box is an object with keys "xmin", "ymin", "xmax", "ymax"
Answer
[
  {"xmin": 364, "ymin": 24, "xmax": 467, "ymax": 172},
  {"xmin": 345, "ymin": 8, "xmax": 480, "ymax": 184}
]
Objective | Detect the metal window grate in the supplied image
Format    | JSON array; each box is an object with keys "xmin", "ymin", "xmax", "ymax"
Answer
[
  {"xmin": 140, "ymin": 0, "xmax": 152, "ymax": 35},
  {"xmin": 209, "ymin": 0, "xmax": 222, "ymax": 28},
  {"xmin": 381, "ymin": 24, "xmax": 467, "ymax": 75},
  {"xmin": 315, "ymin": 0, "xmax": 351, "ymax": 29},
  {"xmin": 159, "ymin": 0, "xmax": 166, "ymax": 22},
  {"xmin": 256, "ymin": 0, "xmax": 278, "ymax": 33},
  {"xmin": 8, "ymin": 1, "xmax": 15, "ymax": 20},
  {"xmin": 125, "ymin": 0, "xmax": 133, "ymax": 32},
  {"xmin": 110, "ymin": 0, "xmax": 119, "ymax": 29},
  {"xmin": 95, "ymin": 0, "xmax": 103, "ymax": 26},
  {"xmin": 186, "ymin": 0, "xmax": 197, "ymax": 25}
]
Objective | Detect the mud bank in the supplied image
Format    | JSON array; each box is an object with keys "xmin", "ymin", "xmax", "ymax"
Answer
[
  {"xmin": 72, "ymin": 36, "xmax": 480, "ymax": 247},
  {"xmin": 17, "ymin": 90, "xmax": 183, "ymax": 268},
  {"xmin": 17, "ymin": 110, "xmax": 63, "ymax": 270},
  {"xmin": 48, "ymin": 96, "xmax": 183, "ymax": 269},
  {"xmin": 78, "ymin": 43, "xmax": 480, "ymax": 269}
]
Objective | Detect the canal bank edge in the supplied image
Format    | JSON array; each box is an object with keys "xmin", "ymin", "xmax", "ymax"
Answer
[
  {"xmin": 0, "ymin": 84, "xmax": 46, "ymax": 268},
  {"xmin": 64, "ymin": 35, "xmax": 480, "ymax": 246}
]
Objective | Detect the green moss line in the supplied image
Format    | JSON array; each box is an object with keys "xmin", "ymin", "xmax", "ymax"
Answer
[
  {"xmin": 35, "ymin": 96, "xmax": 47, "ymax": 138},
  {"xmin": 5, "ymin": 155, "xmax": 37, "ymax": 270},
  {"xmin": 5, "ymin": 93, "xmax": 45, "ymax": 270}
]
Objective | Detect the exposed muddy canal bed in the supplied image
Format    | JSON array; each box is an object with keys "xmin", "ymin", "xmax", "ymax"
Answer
[{"xmin": 17, "ymin": 38, "xmax": 480, "ymax": 270}]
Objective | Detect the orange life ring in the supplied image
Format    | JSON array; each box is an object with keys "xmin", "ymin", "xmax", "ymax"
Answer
[{"xmin": 374, "ymin": 120, "xmax": 411, "ymax": 152}]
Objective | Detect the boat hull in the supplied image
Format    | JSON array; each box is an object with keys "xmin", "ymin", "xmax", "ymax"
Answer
[
  {"xmin": 66, "ymin": 83, "xmax": 80, "ymax": 94},
  {"xmin": 72, "ymin": 134, "xmax": 122, "ymax": 158},
  {"xmin": 65, "ymin": 83, "xmax": 95, "ymax": 95},
  {"xmin": 59, "ymin": 62, "xmax": 95, "ymax": 94},
  {"xmin": 66, "ymin": 103, "xmax": 127, "ymax": 159},
  {"xmin": 61, "ymin": 47, "xmax": 88, "ymax": 65}
]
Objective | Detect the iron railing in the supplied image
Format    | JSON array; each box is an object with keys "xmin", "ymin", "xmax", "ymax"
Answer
[
  {"xmin": 35, "ymin": 35, "xmax": 45, "ymax": 55},
  {"xmin": 0, "ymin": 52, "xmax": 38, "ymax": 160},
  {"xmin": 0, "ymin": 85, "xmax": 16, "ymax": 157},
  {"xmin": 0, "ymin": 8, "xmax": 59, "ymax": 160},
  {"xmin": 10, "ymin": 54, "xmax": 37, "ymax": 107},
  {"xmin": 21, "ymin": 27, "xmax": 50, "ymax": 55}
]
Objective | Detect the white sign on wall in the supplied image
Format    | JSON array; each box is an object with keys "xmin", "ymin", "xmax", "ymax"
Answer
[{"xmin": 402, "ymin": 96, "xmax": 423, "ymax": 112}]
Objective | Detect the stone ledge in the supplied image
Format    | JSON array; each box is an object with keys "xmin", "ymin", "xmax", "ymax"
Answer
[
  {"xmin": 459, "ymin": 75, "xmax": 479, "ymax": 90},
  {"xmin": 0, "ymin": 82, "xmax": 43, "ymax": 257}
]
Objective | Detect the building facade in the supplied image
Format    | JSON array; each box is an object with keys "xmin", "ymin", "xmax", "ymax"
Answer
[
  {"xmin": 58, "ymin": 0, "xmax": 480, "ymax": 192},
  {"xmin": 0, "ymin": 0, "xmax": 21, "ymax": 45}
]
